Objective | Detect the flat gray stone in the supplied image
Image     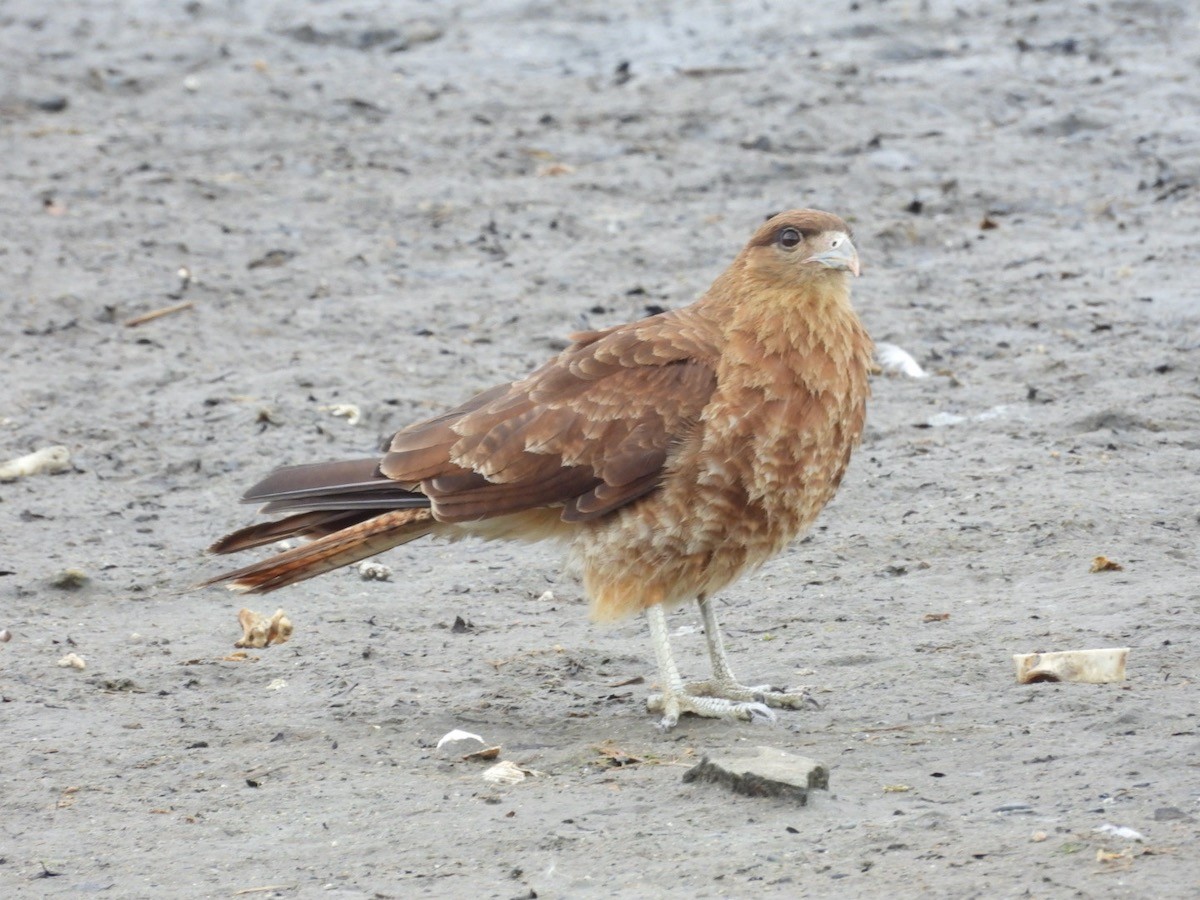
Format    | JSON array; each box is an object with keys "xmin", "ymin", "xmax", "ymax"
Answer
[
  {"xmin": 683, "ymin": 746, "xmax": 829, "ymax": 804},
  {"xmin": 1154, "ymin": 807, "xmax": 1193, "ymax": 822}
]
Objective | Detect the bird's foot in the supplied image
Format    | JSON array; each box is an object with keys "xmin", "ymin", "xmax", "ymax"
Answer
[
  {"xmin": 646, "ymin": 688, "xmax": 777, "ymax": 730},
  {"xmin": 685, "ymin": 678, "xmax": 821, "ymax": 712}
]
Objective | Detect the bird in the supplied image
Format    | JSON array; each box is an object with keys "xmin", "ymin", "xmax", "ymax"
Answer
[{"xmin": 203, "ymin": 209, "xmax": 873, "ymax": 729}]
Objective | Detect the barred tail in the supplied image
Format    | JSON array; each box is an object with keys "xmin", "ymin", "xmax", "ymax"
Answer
[{"xmin": 201, "ymin": 509, "xmax": 436, "ymax": 594}]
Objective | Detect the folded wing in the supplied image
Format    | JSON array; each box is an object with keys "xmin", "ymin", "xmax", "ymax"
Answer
[
  {"xmin": 384, "ymin": 310, "xmax": 720, "ymax": 523},
  {"xmin": 208, "ymin": 308, "xmax": 722, "ymax": 575}
]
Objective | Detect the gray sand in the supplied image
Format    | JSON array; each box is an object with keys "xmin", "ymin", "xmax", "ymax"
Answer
[{"xmin": 3, "ymin": 1, "xmax": 1198, "ymax": 896}]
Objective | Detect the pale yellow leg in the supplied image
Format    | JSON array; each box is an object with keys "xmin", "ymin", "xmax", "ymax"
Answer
[
  {"xmin": 644, "ymin": 603, "xmax": 776, "ymax": 729},
  {"xmin": 691, "ymin": 594, "xmax": 818, "ymax": 711}
]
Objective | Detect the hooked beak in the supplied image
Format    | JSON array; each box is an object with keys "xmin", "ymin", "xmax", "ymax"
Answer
[{"xmin": 805, "ymin": 238, "xmax": 860, "ymax": 277}]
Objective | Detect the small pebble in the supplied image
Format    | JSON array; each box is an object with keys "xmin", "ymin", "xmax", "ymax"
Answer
[
  {"xmin": 406, "ymin": 20, "xmax": 444, "ymax": 45},
  {"xmin": 0, "ymin": 628, "xmax": 11, "ymax": 642},
  {"xmin": 993, "ymin": 802, "xmax": 1034, "ymax": 814},
  {"xmin": 30, "ymin": 95, "xmax": 69, "ymax": 113},
  {"xmin": 50, "ymin": 568, "xmax": 90, "ymax": 590},
  {"xmin": 358, "ymin": 560, "xmax": 392, "ymax": 581}
]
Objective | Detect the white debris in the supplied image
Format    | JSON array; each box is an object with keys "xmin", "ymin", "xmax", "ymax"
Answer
[
  {"xmin": 1014, "ymin": 648, "xmax": 1129, "ymax": 684},
  {"xmin": 0, "ymin": 445, "xmax": 71, "ymax": 481},
  {"xmin": 57, "ymin": 652, "xmax": 86, "ymax": 670},
  {"xmin": 1094, "ymin": 823, "xmax": 1145, "ymax": 842},
  {"xmin": 266, "ymin": 678, "xmax": 288, "ymax": 691},
  {"xmin": 973, "ymin": 404, "xmax": 1015, "ymax": 422},
  {"xmin": 482, "ymin": 760, "xmax": 526, "ymax": 785},
  {"xmin": 927, "ymin": 405, "xmax": 1018, "ymax": 428},
  {"xmin": 358, "ymin": 560, "xmax": 393, "ymax": 582},
  {"xmin": 322, "ymin": 404, "xmax": 362, "ymax": 426},
  {"xmin": 536, "ymin": 590, "xmax": 555, "ymax": 603},
  {"xmin": 927, "ymin": 412, "xmax": 966, "ymax": 428},
  {"xmin": 437, "ymin": 729, "xmax": 485, "ymax": 750},
  {"xmin": 875, "ymin": 342, "xmax": 929, "ymax": 378}
]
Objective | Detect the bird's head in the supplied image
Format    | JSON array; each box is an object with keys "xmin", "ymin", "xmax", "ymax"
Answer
[{"xmin": 742, "ymin": 209, "xmax": 860, "ymax": 287}]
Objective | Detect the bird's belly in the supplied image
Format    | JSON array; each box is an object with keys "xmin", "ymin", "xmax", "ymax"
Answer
[{"xmin": 574, "ymin": 422, "xmax": 852, "ymax": 621}]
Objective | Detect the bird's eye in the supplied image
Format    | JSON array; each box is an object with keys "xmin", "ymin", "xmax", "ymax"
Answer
[{"xmin": 778, "ymin": 227, "xmax": 802, "ymax": 249}]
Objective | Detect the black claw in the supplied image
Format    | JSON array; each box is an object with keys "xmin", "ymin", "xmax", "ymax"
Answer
[{"xmin": 747, "ymin": 704, "xmax": 778, "ymax": 726}]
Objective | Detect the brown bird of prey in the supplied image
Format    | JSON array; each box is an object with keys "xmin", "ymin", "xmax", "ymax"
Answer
[{"xmin": 204, "ymin": 209, "xmax": 872, "ymax": 728}]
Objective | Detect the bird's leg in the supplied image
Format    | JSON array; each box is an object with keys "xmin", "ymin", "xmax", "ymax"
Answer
[
  {"xmin": 686, "ymin": 594, "xmax": 819, "ymax": 712},
  {"xmin": 644, "ymin": 604, "xmax": 775, "ymax": 729},
  {"xmin": 697, "ymin": 592, "xmax": 742, "ymax": 685}
]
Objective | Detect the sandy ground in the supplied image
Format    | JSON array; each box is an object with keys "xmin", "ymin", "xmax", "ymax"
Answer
[{"xmin": 3, "ymin": 0, "xmax": 1199, "ymax": 896}]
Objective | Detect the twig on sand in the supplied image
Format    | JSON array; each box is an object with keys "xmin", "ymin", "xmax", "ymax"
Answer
[
  {"xmin": 232, "ymin": 885, "xmax": 297, "ymax": 895},
  {"xmin": 124, "ymin": 300, "xmax": 194, "ymax": 327}
]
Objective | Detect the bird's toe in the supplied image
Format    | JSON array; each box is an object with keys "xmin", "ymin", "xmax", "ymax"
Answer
[
  {"xmin": 744, "ymin": 702, "xmax": 777, "ymax": 726},
  {"xmin": 647, "ymin": 690, "xmax": 778, "ymax": 728},
  {"xmin": 763, "ymin": 688, "xmax": 821, "ymax": 711},
  {"xmin": 647, "ymin": 692, "xmax": 680, "ymax": 730},
  {"xmin": 677, "ymin": 677, "xmax": 821, "ymax": 715}
]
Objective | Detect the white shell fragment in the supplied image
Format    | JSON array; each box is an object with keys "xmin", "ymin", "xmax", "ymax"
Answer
[
  {"xmin": 57, "ymin": 652, "xmax": 86, "ymax": 670},
  {"xmin": 1094, "ymin": 823, "xmax": 1145, "ymax": 842},
  {"xmin": 875, "ymin": 342, "xmax": 929, "ymax": 378},
  {"xmin": 0, "ymin": 445, "xmax": 71, "ymax": 481},
  {"xmin": 1014, "ymin": 648, "xmax": 1129, "ymax": 684},
  {"xmin": 437, "ymin": 729, "xmax": 485, "ymax": 750},
  {"xmin": 481, "ymin": 760, "xmax": 526, "ymax": 785}
]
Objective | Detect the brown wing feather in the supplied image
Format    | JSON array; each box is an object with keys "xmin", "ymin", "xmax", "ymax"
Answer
[{"xmin": 381, "ymin": 309, "xmax": 721, "ymax": 523}]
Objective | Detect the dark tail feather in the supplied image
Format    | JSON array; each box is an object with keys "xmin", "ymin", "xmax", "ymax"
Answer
[
  {"xmin": 243, "ymin": 458, "xmax": 384, "ymax": 502},
  {"xmin": 208, "ymin": 510, "xmax": 378, "ymax": 555},
  {"xmin": 201, "ymin": 509, "xmax": 436, "ymax": 594},
  {"xmin": 236, "ymin": 458, "xmax": 432, "ymax": 515}
]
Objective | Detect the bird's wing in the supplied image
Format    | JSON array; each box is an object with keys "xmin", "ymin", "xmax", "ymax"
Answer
[{"xmin": 381, "ymin": 310, "xmax": 720, "ymax": 523}]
